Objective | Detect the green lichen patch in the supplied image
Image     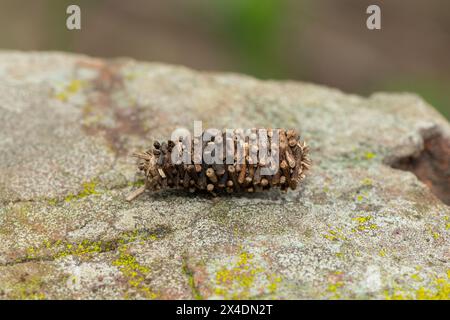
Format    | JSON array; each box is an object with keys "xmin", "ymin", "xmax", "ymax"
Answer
[
  {"xmin": 16, "ymin": 229, "xmax": 160, "ymax": 265},
  {"xmin": 3, "ymin": 274, "xmax": 46, "ymax": 300},
  {"xmin": 0, "ymin": 263, "xmax": 63, "ymax": 300},
  {"xmin": 336, "ymin": 148, "xmax": 383, "ymax": 168},
  {"xmin": 64, "ymin": 180, "xmax": 99, "ymax": 202},
  {"xmin": 181, "ymin": 258, "xmax": 203, "ymax": 300}
]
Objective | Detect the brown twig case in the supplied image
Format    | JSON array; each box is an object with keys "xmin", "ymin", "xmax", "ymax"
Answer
[{"xmin": 126, "ymin": 129, "xmax": 311, "ymax": 200}]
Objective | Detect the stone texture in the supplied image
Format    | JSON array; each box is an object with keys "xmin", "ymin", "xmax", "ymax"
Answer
[{"xmin": 0, "ymin": 51, "xmax": 449, "ymax": 300}]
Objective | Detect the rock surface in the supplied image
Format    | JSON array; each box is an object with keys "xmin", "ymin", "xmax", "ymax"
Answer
[{"xmin": 0, "ymin": 51, "xmax": 449, "ymax": 300}]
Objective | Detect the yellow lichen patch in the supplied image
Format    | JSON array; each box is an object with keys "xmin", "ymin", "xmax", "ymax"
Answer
[
  {"xmin": 324, "ymin": 271, "xmax": 345, "ymax": 299},
  {"xmin": 267, "ymin": 275, "xmax": 282, "ymax": 294},
  {"xmin": 364, "ymin": 152, "xmax": 376, "ymax": 160},
  {"xmin": 20, "ymin": 232, "xmax": 160, "ymax": 298},
  {"xmin": 354, "ymin": 190, "xmax": 369, "ymax": 202},
  {"xmin": 323, "ymin": 228, "xmax": 347, "ymax": 242},
  {"xmin": 23, "ymin": 238, "xmax": 110, "ymax": 262},
  {"xmin": 385, "ymin": 273, "xmax": 450, "ymax": 300},
  {"xmin": 112, "ymin": 245, "xmax": 157, "ymax": 299},
  {"xmin": 65, "ymin": 181, "xmax": 99, "ymax": 202},
  {"xmin": 26, "ymin": 247, "xmax": 37, "ymax": 260},
  {"xmin": 213, "ymin": 251, "xmax": 280, "ymax": 299},
  {"xmin": 54, "ymin": 239, "xmax": 106, "ymax": 259},
  {"xmin": 47, "ymin": 198, "xmax": 58, "ymax": 206},
  {"xmin": 444, "ymin": 216, "xmax": 450, "ymax": 230},
  {"xmin": 426, "ymin": 226, "xmax": 441, "ymax": 240},
  {"xmin": 54, "ymin": 92, "xmax": 68, "ymax": 102},
  {"xmin": 54, "ymin": 79, "xmax": 84, "ymax": 101},
  {"xmin": 351, "ymin": 215, "xmax": 378, "ymax": 232},
  {"xmin": 327, "ymin": 281, "xmax": 344, "ymax": 293},
  {"xmin": 361, "ymin": 178, "xmax": 373, "ymax": 186},
  {"xmin": 411, "ymin": 274, "xmax": 423, "ymax": 282},
  {"xmin": 353, "ymin": 216, "xmax": 371, "ymax": 224},
  {"xmin": 66, "ymin": 80, "xmax": 82, "ymax": 93},
  {"xmin": 378, "ymin": 248, "xmax": 387, "ymax": 257}
]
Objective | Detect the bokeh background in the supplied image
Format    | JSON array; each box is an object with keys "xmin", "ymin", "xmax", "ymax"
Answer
[{"xmin": 1, "ymin": 0, "xmax": 449, "ymax": 119}]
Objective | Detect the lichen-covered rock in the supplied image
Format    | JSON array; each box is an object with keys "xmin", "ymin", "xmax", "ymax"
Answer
[{"xmin": 0, "ymin": 51, "xmax": 449, "ymax": 300}]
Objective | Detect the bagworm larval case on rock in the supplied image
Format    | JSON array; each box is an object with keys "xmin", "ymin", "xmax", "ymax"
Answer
[{"xmin": 127, "ymin": 129, "xmax": 311, "ymax": 200}]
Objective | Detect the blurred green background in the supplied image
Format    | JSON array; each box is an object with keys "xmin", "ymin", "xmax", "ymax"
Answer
[{"xmin": 0, "ymin": 0, "xmax": 449, "ymax": 119}]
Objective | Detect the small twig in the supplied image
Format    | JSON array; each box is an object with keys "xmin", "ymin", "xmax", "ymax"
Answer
[{"xmin": 126, "ymin": 186, "xmax": 146, "ymax": 201}]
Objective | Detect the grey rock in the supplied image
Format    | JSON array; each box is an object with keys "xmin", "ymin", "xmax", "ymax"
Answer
[{"xmin": 0, "ymin": 51, "xmax": 449, "ymax": 300}]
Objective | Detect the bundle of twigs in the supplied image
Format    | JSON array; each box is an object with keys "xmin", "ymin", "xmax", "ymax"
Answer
[{"xmin": 126, "ymin": 129, "xmax": 310, "ymax": 200}]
